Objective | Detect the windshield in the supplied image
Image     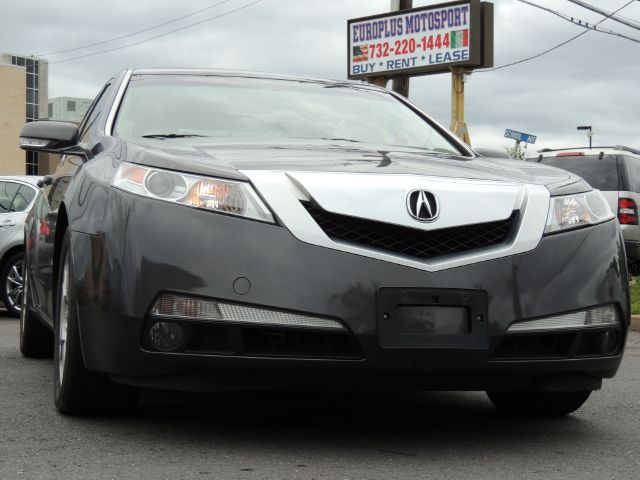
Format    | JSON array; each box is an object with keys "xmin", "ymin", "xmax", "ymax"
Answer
[
  {"xmin": 537, "ymin": 154, "xmax": 620, "ymax": 191},
  {"xmin": 114, "ymin": 75, "xmax": 463, "ymax": 154}
]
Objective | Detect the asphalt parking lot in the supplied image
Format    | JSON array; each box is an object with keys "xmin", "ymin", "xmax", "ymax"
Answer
[{"xmin": 1, "ymin": 312, "xmax": 639, "ymax": 480}]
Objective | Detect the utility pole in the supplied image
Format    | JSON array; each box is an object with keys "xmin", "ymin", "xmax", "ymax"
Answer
[
  {"xmin": 450, "ymin": 67, "xmax": 473, "ymax": 145},
  {"xmin": 577, "ymin": 125, "xmax": 593, "ymax": 149},
  {"xmin": 390, "ymin": 0, "xmax": 412, "ymax": 98}
]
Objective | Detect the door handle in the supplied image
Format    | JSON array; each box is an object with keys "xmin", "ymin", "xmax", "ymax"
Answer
[{"xmin": 0, "ymin": 220, "xmax": 16, "ymax": 227}]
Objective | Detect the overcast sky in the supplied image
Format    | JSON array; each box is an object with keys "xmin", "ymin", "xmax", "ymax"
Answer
[{"xmin": 1, "ymin": 0, "xmax": 639, "ymax": 152}]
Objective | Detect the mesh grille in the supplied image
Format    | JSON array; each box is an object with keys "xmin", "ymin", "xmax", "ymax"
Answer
[
  {"xmin": 491, "ymin": 328, "xmax": 621, "ymax": 360},
  {"xmin": 301, "ymin": 201, "xmax": 518, "ymax": 260}
]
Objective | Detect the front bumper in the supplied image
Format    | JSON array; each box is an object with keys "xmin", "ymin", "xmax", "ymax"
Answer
[
  {"xmin": 624, "ymin": 240, "xmax": 640, "ymax": 264},
  {"xmin": 70, "ymin": 189, "xmax": 630, "ymax": 391}
]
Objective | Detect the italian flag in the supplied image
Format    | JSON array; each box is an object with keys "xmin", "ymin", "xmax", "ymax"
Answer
[{"xmin": 451, "ymin": 29, "xmax": 469, "ymax": 48}]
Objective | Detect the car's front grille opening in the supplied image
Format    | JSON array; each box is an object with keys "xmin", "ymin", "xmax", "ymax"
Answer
[
  {"xmin": 241, "ymin": 327, "xmax": 361, "ymax": 358},
  {"xmin": 143, "ymin": 321, "xmax": 363, "ymax": 359},
  {"xmin": 301, "ymin": 201, "xmax": 518, "ymax": 261},
  {"xmin": 490, "ymin": 328, "xmax": 622, "ymax": 360}
]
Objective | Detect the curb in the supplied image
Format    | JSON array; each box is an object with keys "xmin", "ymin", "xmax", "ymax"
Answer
[{"xmin": 632, "ymin": 315, "xmax": 640, "ymax": 332}]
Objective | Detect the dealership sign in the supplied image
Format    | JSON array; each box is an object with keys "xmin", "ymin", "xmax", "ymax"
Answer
[{"xmin": 347, "ymin": 0, "xmax": 493, "ymax": 79}]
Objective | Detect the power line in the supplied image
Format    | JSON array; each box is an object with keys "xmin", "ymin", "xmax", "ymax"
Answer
[
  {"xmin": 48, "ymin": 0, "xmax": 264, "ymax": 64},
  {"xmin": 38, "ymin": 0, "xmax": 238, "ymax": 56},
  {"xmin": 516, "ymin": 0, "xmax": 640, "ymax": 44},
  {"xmin": 566, "ymin": 0, "xmax": 640, "ymax": 31},
  {"xmin": 483, "ymin": 0, "xmax": 636, "ymax": 72},
  {"xmin": 615, "ymin": 13, "xmax": 640, "ymax": 28}
]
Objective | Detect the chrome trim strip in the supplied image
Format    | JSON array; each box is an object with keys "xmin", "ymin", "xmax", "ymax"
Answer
[
  {"xmin": 105, "ymin": 69, "xmax": 132, "ymax": 136},
  {"xmin": 242, "ymin": 170, "xmax": 550, "ymax": 273},
  {"xmin": 507, "ymin": 305, "xmax": 619, "ymax": 333},
  {"xmin": 151, "ymin": 294, "xmax": 346, "ymax": 331}
]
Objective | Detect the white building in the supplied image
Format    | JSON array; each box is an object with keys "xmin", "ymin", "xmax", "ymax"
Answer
[{"xmin": 48, "ymin": 96, "xmax": 92, "ymax": 123}]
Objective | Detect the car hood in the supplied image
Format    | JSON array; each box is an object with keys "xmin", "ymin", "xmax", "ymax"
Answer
[
  {"xmin": 122, "ymin": 139, "xmax": 567, "ymax": 260},
  {"xmin": 125, "ymin": 139, "xmax": 584, "ymax": 192}
]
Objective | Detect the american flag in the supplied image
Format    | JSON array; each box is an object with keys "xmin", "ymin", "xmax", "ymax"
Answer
[{"xmin": 353, "ymin": 45, "xmax": 369, "ymax": 62}]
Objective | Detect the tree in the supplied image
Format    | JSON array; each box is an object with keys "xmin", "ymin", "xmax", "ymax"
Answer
[{"xmin": 504, "ymin": 141, "xmax": 528, "ymax": 160}]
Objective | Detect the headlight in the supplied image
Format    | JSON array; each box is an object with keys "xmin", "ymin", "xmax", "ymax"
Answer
[
  {"xmin": 113, "ymin": 162, "xmax": 274, "ymax": 223},
  {"xmin": 545, "ymin": 190, "xmax": 614, "ymax": 234}
]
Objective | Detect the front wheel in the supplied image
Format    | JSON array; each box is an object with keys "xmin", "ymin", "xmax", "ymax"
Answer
[
  {"xmin": 2, "ymin": 251, "xmax": 24, "ymax": 317},
  {"xmin": 54, "ymin": 231, "xmax": 139, "ymax": 416},
  {"xmin": 486, "ymin": 390, "xmax": 592, "ymax": 417},
  {"xmin": 20, "ymin": 262, "xmax": 53, "ymax": 358}
]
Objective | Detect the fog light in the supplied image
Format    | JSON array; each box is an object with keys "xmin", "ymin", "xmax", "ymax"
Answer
[
  {"xmin": 507, "ymin": 305, "xmax": 619, "ymax": 333},
  {"xmin": 150, "ymin": 293, "xmax": 345, "ymax": 330},
  {"xmin": 602, "ymin": 329, "xmax": 620, "ymax": 355},
  {"xmin": 148, "ymin": 321, "xmax": 185, "ymax": 351}
]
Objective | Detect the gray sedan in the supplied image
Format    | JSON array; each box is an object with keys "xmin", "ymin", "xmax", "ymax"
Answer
[{"xmin": 0, "ymin": 176, "xmax": 40, "ymax": 316}]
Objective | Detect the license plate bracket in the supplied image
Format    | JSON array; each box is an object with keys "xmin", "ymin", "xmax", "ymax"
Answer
[{"xmin": 377, "ymin": 288, "xmax": 488, "ymax": 349}]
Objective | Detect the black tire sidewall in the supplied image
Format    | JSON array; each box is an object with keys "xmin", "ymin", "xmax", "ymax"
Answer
[
  {"xmin": 486, "ymin": 390, "xmax": 592, "ymax": 417},
  {"xmin": 19, "ymin": 259, "xmax": 53, "ymax": 358}
]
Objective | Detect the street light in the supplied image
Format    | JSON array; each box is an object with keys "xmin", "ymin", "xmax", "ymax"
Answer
[{"xmin": 577, "ymin": 125, "xmax": 593, "ymax": 149}]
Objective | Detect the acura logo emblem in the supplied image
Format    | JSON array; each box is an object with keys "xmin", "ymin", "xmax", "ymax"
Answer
[{"xmin": 407, "ymin": 190, "xmax": 439, "ymax": 222}]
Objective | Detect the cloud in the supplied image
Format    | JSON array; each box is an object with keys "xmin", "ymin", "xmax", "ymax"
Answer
[{"xmin": 1, "ymin": 0, "xmax": 638, "ymax": 150}]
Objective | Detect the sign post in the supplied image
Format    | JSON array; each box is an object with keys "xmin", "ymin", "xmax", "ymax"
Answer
[
  {"xmin": 347, "ymin": 0, "xmax": 494, "ymax": 145},
  {"xmin": 390, "ymin": 0, "xmax": 413, "ymax": 98},
  {"xmin": 450, "ymin": 67, "xmax": 472, "ymax": 144}
]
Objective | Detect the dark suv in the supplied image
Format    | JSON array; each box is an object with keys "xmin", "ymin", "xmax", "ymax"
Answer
[{"xmin": 530, "ymin": 146, "xmax": 640, "ymax": 269}]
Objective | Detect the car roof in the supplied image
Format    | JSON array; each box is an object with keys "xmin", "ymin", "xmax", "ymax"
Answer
[
  {"xmin": 130, "ymin": 68, "xmax": 385, "ymax": 90},
  {"xmin": 532, "ymin": 146, "xmax": 640, "ymax": 159},
  {"xmin": 0, "ymin": 175, "xmax": 43, "ymax": 187}
]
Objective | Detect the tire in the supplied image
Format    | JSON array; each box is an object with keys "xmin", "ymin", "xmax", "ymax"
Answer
[
  {"xmin": 54, "ymin": 231, "xmax": 139, "ymax": 416},
  {"xmin": 20, "ymin": 262, "xmax": 54, "ymax": 358},
  {"xmin": 486, "ymin": 390, "xmax": 592, "ymax": 417},
  {"xmin": 2, "ymin": 251, "xmax": 25, "ymax": 317}
]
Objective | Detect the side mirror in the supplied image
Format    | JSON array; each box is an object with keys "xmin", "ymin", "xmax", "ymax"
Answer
[
  {"xmin": 36, "ymin": 175, "xmax": 53, "ymax": 189},
  {"xmin": 19, "ymin": 120, "xmax": 84, "ymax": 155}
]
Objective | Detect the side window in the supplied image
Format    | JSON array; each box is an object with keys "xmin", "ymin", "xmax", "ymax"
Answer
[
  {"xmin": 623, "ymin": 156, "xmax": 640, "ymax": 193},
  {"xmin": 0, "ymin": 182, "xmax": 20, "ymax": 213},
  {"xmin": 10, "ymin": 185, "xmax": 37, "ymax": 212},
  {"xmin": 78, "ymin": 82, "xmax": 113, "ymax": 144}
]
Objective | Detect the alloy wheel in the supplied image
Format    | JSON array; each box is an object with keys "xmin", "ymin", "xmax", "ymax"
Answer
[
  {"xmin": 5, "ymin": 259, "xmax": 23, "ymax": 313},
  {"xmin": 58, "ymin": 255, "xmax": 70, "ymax": 385}
]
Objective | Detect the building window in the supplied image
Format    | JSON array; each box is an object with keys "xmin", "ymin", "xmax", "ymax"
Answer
[
  {"xmin": 26, "ymin": 104, "xmax": 37, "ymax": 121},
  {"xmin": 26, "ymin": 151, "xmax": 39, "ymax": 175},
  {"xmin": 48, "ymin": 103, "xmax": 52, "ymax": 118},
  {"xmin": 67, "ymin": 100, "xmax": 76, "ymax": 112},
  {"xmin": 14, "ymin": 56, "xmax": 42, "ymax": 171}
]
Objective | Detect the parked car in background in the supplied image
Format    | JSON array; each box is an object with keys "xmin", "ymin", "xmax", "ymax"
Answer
[
  {"xmin": 18, "ymin": 69, "xmax": 630, "ymax": 417},
  {"xmin": 474, "ymin": 147, "xmax": 513, "ymax": 159},
  {"xmin": 529, "ymin": 146, "xmax": 640, "ymax": 271},
  {"xmin": 0, "ymin": 176, "xmax": 41, "ymax": 316}
]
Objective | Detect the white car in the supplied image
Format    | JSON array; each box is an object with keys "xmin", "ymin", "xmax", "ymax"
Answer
[{"xmin": 0, "ymin": 176, "xmax": 41, "ymax": 316}]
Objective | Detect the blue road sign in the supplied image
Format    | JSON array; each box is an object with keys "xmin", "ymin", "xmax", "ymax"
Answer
[{"xmin": 504, "ymin": 129, "xmax": 537, "ymax": 144}]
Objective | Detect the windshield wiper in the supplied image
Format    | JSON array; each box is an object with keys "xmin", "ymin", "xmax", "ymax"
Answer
[
  {"xmin": 319, "ymin": 137, "xmax": 362, "ymax": 143},
  {"xmin": 141, "ymin": 133, "xmax": 208, "ymax": 139}
]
